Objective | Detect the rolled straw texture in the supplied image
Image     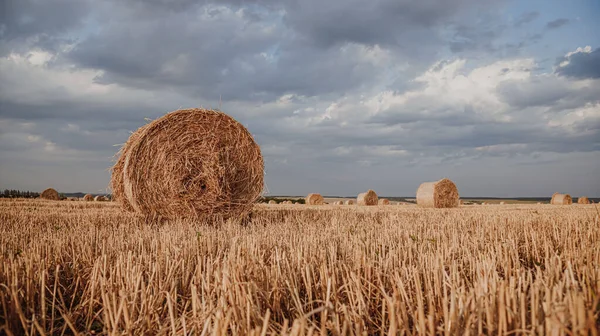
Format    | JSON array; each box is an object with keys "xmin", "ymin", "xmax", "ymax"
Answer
[
  {"xmin": 551, "ymin": 193, "xmax": 572, "ymax": 205},
  {"xmin": 416, "ymin": 178, "xmax": 459, "ymax": 208},
  {"xmin": 378, "ymin": 198, "xmax": 390, "ymax": 205},
  {"xmin": 111, "ymin": 108, "xmax": 264, "ymax": 219},
  {"xmin": 577, "ymin": 197, "xmax": 590, "ymax": 204},
  {"xmin": 40, "ymin": 188, "xmax": 59, "ymax": 200},
  {"xmin": 306, "ymin": 193, "xmax": 324, "ymax": 205},
  {"xmin": 357, "ymin": 190, "xmax": 378, "ymax": 206}
]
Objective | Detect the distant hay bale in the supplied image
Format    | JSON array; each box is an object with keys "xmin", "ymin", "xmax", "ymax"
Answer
[
  {"xmin": 577, "ymin": 197, "xmax": 590, "ymax": 204},
  {"xmin": 110, "ymin": 108, "xmax": 264, "ymax": 220},
  {"xmin": 334, "ymin": 200, "xmax": 344, "ymax": 205},
  {"xmin": 345, "ymin": 200, "xmax": 354, "ymax": 205},
  {"xmin": 459, "ymin": 200, "xmax": 464, "ymax": 205},
  {"xmin": 537, "ymin": 202, "xmax": 542, "ymax": 204},
  {"xmin": 83, "ymin": 194, "xmax": 94, "ymax": 202},
  {"xmin": 268, "ymin": 200, "xmax": 277, "ymax": 204},
  {"xmin": 416, "ymin": 178, "xmax": 459, "ymax": 208},
  {"xmin": 306, "ymin": 193, "xmax": 324, "ymax": 205},
  {"xmin": 500, "ymin": 201, "xmax": 505, "ymax": 205},
  {"xmin": 357, "ymin": 190, "xmax": 378, "ymax": 206},
  {"xmin": 551, "ymin": 193, "xmax": 572, "ymax": 205},
  {"xmin": 40, "ymin": 188, "xmax": 60, "ymax": 200},
  {"xmin": 378, "ymin": 198, "xmax": 390, "ymax": 205},
  {"xmin": 94, "ymin": 195, "xmax": 107, "ymax": 202}
]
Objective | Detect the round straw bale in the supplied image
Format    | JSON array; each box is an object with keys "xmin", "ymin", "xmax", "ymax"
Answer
[
  {"xmin": 378, "ymin": 198, "xmax": 390, "ymax": 205},
  {"xmin": 333, "ymin": 200, "xmax": 344, "ymax": 205},
  {"xmin": 577, "ymin": 196, "xmax": 590, "ymax": 204},
  {"xmin": 551, "ymin": 193, "xmax": 572, "ymax": 205},
  {"xmin": 94, "ymin": 195, "xmax": 107, "ymax": 202},
  {"xmin": 83, "ymin": 194, "xmax": 94, "ymax": 202},
  {"xmin": 111, "ymin": 108, "xmax": 264, "ymax": 220},
  {"xmin": 416, "ymin": 178, "xmax": 459, "ymax": 208},
  {"xmin": 40, "ymin": 188, "xmax": 60, "ymax": 200},
  {"xmin": 268, "ymin": 200, "xmax": 277, "ymax": 204},
  {"xmin": 306, "ymin": 193, "xmax": 324, "ymax": 205},
  {"xmin": 499, "ymin": 201, "xmax": 505, "ymax": 205},
  {"xmin": 357, "ymin": 190, "xmax": 378, "ymax": 206},
  {"xmin": 345, "ymin": 200, "xmax": 354, "ymax": 205}
]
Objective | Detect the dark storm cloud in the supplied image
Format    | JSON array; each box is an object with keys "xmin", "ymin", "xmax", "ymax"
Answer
[
  {"xmin": 62, "ymin": 0, "xmax": 499, "ymax": 102},
  {"xmin": 555, "ymin": 47, "xmax": 600, "ymax": 79},
  {"xmin": 0, "ymin": 0, "xmax": 89, "ymax": 54},
  {"xmin": 546, "ymin": 18, "xmax": 570, "ymax": 29}
]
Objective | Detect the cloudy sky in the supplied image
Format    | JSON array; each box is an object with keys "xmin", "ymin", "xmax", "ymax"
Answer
[{"xmin": 1, "ymin": 0, "xmax": 599, "ymax": 197}]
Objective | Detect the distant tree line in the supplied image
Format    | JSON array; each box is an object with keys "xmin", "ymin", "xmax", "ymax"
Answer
[{"xmin": 1, "ymin": 190, "xmax": 41, "ymax": 198}]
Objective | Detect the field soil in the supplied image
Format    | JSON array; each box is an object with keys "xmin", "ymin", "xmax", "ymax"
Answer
[{"xmin": 1, "ymin": 199, "xmax": 599, "ymax": 335}]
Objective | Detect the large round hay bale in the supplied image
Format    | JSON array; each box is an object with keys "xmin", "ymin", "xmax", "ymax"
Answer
[
  {"xmin": 40, "ymin": 188, "xmax": 60, "ymax": 200},
  {"xmin": 378, "ymin": 198, "xmax": 390, "ymax": 205},
  {"xmin": 551, "ymin": 193, "xmax": 572, "ymax": 205},
  {"xmin": 83, "ymin": 194, "xmax": 94, "ymax": 202},
  {"xmin": 111, "ymin": 108, "xmax": 264, "ymax": 219},
  {"xmin": 357, "ymin": 190, "xmax": 378, "ymax": 206},
  {"xmin": 416, "ymin": 178, "xmax": 459, "ymax": 208},
  {"xmin": 345, "ymin": 200, "xmax": 354, "ymax": 205},
  {"xmin": 577, "ymin": 196, "xmax": 590, "ymax": 204},
  {"xmin": 306, "ymin": 193, "xmax": 324, "ymax": 205}
]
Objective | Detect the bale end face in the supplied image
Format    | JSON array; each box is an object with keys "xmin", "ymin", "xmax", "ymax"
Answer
[
  {"xmin": 357, "ymin": 190, "xmax": 378, "ymax": 206},
  {"xmin": 40, "ymin": 188, "xmax": 60, "ymax": 201},
  {"xmin": 306, "ymin": 193, "xmax": 324, "ymax": 205},
  {"xmin": 577, "ymin": 196, "xmax": 590, "ymax": 204},
  {"xmin": 551, "ymin": 193, "xmax": 572, "ymax": 205},
  {"xmin": 416, "ymin": 178, "xmax": 459, "ymax": 208},
  {"xmin": 110, "ymin": 108, "xmax": 264, "ymax": 220}
]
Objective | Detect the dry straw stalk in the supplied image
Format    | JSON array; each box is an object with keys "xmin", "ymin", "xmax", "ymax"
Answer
[
  {"xmin": 110, "ymin": 108, "xmax": 264, "ymax": 220},
  {"xmin": 416, "ymin": 178, "xmax": 459, "ymax": 208}
]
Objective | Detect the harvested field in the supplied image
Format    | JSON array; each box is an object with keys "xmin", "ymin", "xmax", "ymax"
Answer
[{"xmin": 1, "ymin": 199, "xmax": 599, "ymax": 335}]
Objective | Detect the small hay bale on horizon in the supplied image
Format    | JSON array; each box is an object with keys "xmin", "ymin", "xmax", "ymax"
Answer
[
  {"xmin": 268, "ymin": 200, "xmax": 277, "ymax": 204},
  {"xmin": 500, "ymin": 201, "xmax": 505, "ymax": 205},
  {"xmin": 40, "ymin": 188, "xmax": 60, "ymax": 201},
  {"xmin": 416, "ymin": 178, "xmax": 459, "ymax": 208},
  {"xmin": 551, "ymin": 193, "xmax": 572, "ymax": 205},
  {"xmin": 306, "ymin": 193, "xmax": 324, "ymax": 205},
  {"xmin": 357, "ymin": 190, "xmax": 378, "ymax": 206},
  {"xmin": 345, "ymin": 200, "xmax": 354, "ymax": 205},
  {"xmin": 378, "ymin": 198, "xmax": 390, "ymax": 205},
  {"xmin": 94, "ymin": 195, "xmax": 107, "ymax": 202},
  {"xmin": 83, "ymin": 194, "xmax": 94, "ymax": 202},
  {"xmin": 110, "ymin": 108, "xmax": 264, "ymax": 220},
  {"xmin": 577, "ymin": 196, "xmax": 590, "ymax": 204}
]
